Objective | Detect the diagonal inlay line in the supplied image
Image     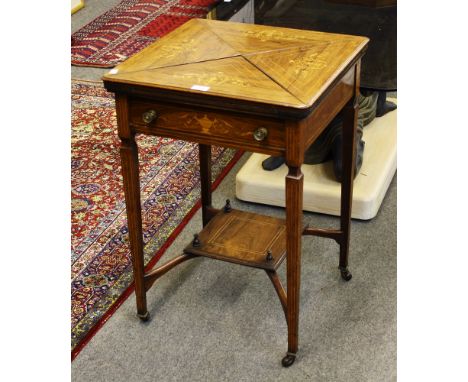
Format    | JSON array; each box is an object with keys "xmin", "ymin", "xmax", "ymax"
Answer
[
  {"xmin": 242, "ymin": 43, "xmax": 332, "ymax": 105},
  {"xmin": 201, "ymin": 20, "xmax": 340, "ymax": 106},
  {"xmin": 238, "ymin": 56, "xmax": 306, "ymax": 105},
  {"xmin": 110, "ymin": 19, "xmax": 242, "ymax": 75},
  {"xmin": 106, "ymin": 55, "xmax": 242, "ymax": 77},
  {"xmin": 202, "ymin": 21, "xmax": 310, "ymax": 105}
]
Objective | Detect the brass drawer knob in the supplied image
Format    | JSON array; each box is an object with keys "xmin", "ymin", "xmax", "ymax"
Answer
[
  {"xmin": 253, "ymin": 127, "xmax": 268, "ymax": 142},
  {"xmin": 142, "ymin": 109, "xmax": 158, "ymax": 124}
]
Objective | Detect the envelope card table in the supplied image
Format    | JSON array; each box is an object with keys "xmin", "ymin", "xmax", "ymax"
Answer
[{"xmin": 103, "ymin": 19, "xmax": 368, "ymax": 367}]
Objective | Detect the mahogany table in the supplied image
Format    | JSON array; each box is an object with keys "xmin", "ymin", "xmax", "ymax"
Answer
[{"xmin": 103, "ymin": 19, "xmax": 368, "ymax": 367}]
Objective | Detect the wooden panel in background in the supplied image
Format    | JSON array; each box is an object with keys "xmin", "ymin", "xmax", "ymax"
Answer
[{"xmin": 326, "ymin": 0, "xmax": 396, "ymax": 8}]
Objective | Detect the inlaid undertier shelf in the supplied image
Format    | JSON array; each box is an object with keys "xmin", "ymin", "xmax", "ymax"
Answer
[
  {"xmin": 184, "ymin": 209, "xmax": 287, "ymax": 271},
  {"xmin": 144, "ymin": 207, "xmax": 289, "ymax": 323}
]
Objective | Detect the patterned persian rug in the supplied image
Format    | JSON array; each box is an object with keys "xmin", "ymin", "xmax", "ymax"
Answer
[
  {"xmin": 71, "ymin": 79, "xmax": 242, "ymax": 358},
  {"xmin": 71, "ymin": 0, "xmax": 218, "ymax": 67}
]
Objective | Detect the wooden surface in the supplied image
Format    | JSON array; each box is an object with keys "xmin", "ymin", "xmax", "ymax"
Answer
[
  {"xmin": 103, "ymin": 19, "xmax": 368, "ymax": 114},
  {"xmin": 184, "ymin": 209, "xmax": 287, "ymax": 271}
]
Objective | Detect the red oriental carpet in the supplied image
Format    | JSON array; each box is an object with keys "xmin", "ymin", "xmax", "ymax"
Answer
[
  {"xmin": 71, "ymin": 0, "xmax": 218, "ymax": 67},
  {"xmin": 71, "ymin": 79, "xmax": 242, "ymax": 359}
]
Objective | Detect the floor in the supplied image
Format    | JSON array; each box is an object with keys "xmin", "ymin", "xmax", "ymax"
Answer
[{"xmin": 72, "ymin": 2, "xmax": 397, "ymax": 381}]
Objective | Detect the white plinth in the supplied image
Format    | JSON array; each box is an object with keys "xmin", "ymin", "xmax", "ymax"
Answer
[
  {"xmin": 72, "ymin": 0, "xmax": 84, "ymax": 14},
  {"xmin": 235, "ymin": 99, "xmax": 397, "ymax": 220}
]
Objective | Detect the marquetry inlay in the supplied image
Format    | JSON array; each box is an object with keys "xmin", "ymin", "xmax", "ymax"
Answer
[
  {"xmin": 103, "ymin": 19, "xmax": 368, "ymax": 109},
  {"xmin": 183, "ymin": 209, "xmax": 287, "ymax": 271}
]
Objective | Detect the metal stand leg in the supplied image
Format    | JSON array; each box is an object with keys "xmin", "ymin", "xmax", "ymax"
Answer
[{"xmin": 339, "ymin": 95, "xmax": 359, "ymax": 282}]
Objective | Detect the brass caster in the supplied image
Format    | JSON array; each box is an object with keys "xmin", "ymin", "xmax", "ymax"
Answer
[
  {"xmin": 137, "ymin": 311, "xmax": 150, "ymax": 322},
  {"xmin": 282, "ymin": 353, "xmax": 296, "ymax": 367},
  {"xmin": 339, "ymin": 267, "xmax": 352, "ymax": 282}
]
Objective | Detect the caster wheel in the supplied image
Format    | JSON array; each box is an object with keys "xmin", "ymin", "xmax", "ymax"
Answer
[
  {"xmin": 340, "ymin": 268, "xmax": 352, "ymax": 282},
  {"xmin": 137, "ymin": 311, "xmax": 150, "ymax": 322},
  {"xmin": 282, "ymin": 353, "xmax": 296, "ymax": 367}
]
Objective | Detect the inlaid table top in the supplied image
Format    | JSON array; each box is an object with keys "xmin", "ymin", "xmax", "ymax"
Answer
[{"xmin": 103, "ymin": 19, "xmax": 368, "ymax": 116}]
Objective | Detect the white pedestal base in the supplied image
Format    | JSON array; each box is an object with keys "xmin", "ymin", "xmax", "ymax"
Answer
[{"xmin": 235, "ymin": 99, "xmax": 397, "ymax": 220}]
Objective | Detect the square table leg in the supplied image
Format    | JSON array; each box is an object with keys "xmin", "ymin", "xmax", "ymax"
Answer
[
  {"xmin": 283, "ymin": 164, "xmax": 304, "ymax": 367},
  {"xmin": 282, "ymin": 120, "xmax": 305, "ymax": 367},
  {"xmin": 198, "ymin": 144, "xmax": 212, "ymax": 227},
  {"xmin": 116, "ymin": 95, "xmax": 149, "ymax": 321}
]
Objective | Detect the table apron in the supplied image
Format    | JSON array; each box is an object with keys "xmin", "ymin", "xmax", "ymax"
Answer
[
  {"xmin": 128, "ymin": 98, "xmax": 286, "ymax": 156},
  {"xmin": 132, "ymin": 125, "xmax": 284, "ymax": 156}
]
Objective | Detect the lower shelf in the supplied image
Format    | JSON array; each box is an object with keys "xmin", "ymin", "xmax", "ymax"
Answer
[{"xmin": 184, "ymin": 209, "xmax": 286, "ymax": 271}]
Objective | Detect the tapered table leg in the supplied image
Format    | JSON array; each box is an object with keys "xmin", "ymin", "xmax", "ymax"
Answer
[
  {"xmin": 116, "ymin": 94, "xmax": 148, "ymax": 320},
  {"xmin": 198, "ymin": 144, "xmax": 212, "ymax": 227},
  {"xmin": 339, "ymin": 94, "xmax": 359, "ymax": 282},
  {"xmin": 283, "ymin": 165, "xmax": 304, "ymax": 367}
]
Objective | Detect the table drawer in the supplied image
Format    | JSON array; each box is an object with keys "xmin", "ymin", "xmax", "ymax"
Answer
[{"xmin": 128, "ymin": 99, "xmax": 286, "ymax": 155}]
